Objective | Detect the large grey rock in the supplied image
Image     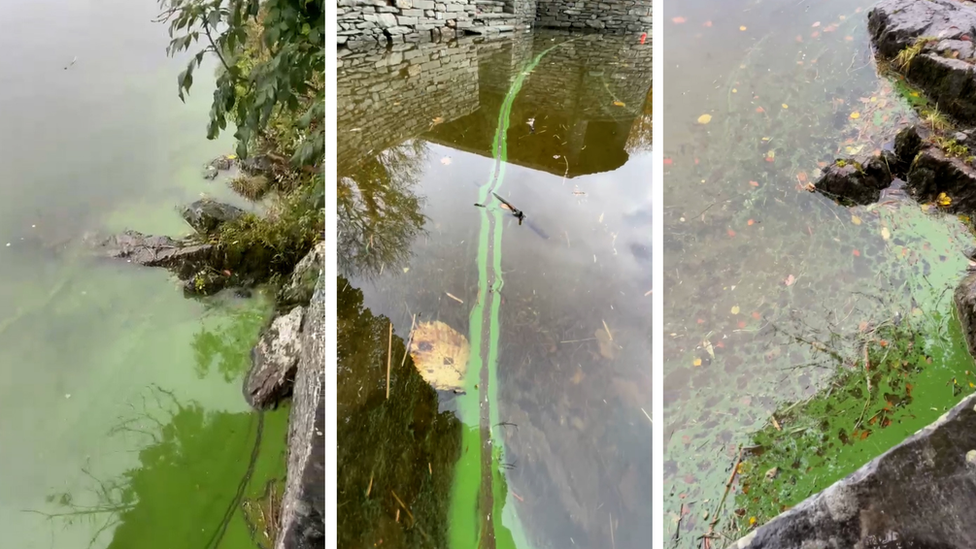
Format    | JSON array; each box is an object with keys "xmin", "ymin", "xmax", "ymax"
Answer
[
  {"xmin": 728, "ymin": 392, "xmax": 976, "ymax": 549},
  {"xmin": 244, "ymin": 306, "xmax": 305, "ymax": 409},
  {"xmin": 279, "ymin": 241, "xmax": 325, "ymax": 308},
  {"xmin": 869, "ymin": 0, "xmax": 976, "ymax": 124},
  {"xmin": 277, "ymin": 273, "xmax": 325, "ymax": 549},
  {"xmin": 813, "ymin": 155, "xmax": 893, "ymax": 205},
  {"xmin": 90, "ymin": 230, "xmax": 213, "ymax": 280},
  {"xmin": 906, "ymin": 146, "xmax": 976, "ymax": 212},
  {"xmin": 181, "ymin": 199, "xmax": 245, "ymax": 235}
]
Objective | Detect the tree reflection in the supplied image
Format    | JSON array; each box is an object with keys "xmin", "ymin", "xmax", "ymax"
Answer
[
  {"xmin": 337, "ymin": 276, "xmax": 461, "ymax": 548},
  {"xmin": 625, "ymin": 83, "xmax": 653, "ymax": 154},
  {"xmin": 338, "ymin": 141, "xmax": 428, "ymax": 280}
]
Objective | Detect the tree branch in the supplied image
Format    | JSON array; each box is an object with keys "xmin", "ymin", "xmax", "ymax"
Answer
[{"xmin": 202, "ymin": 19, "xmax": 235, "ymax": 77}]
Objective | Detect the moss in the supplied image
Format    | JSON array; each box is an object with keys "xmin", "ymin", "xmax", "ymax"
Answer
[
  {"xmin": 933, "ymin": 136, "xmax": 970, "ymax": 158},
  {"xmin": 835, "ymin": 159, "xmax": 848, "ymax": 168},
  {"xmin": 893, "ymin": 36, "xmax": 938, "ymax": 71},
  {"xmin": 229, "ymin": 174, "xmax": 271, "ymax": 201}
]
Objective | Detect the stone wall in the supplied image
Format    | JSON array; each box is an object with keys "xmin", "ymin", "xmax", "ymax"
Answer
[
  {"xmin": 535, "ymin": 0, "xmax": 651, "ymax": 32},
  {"xmin": 337, "ymin": 0, "xmax": 650, "ymax": 51},
  {"xmin": 337, "ymin": 40, "xmax": 480, "ymax": 173}
]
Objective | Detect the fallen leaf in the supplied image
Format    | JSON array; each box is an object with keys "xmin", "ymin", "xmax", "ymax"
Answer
[
  {"xmin": 782, "ymin": 103, "xmax": 789, "ymax": 109},
  {"xmin": 853, "ymin": 249, "xmax": 861, "ymax": 257},
  {"xmin": 727, "ymin": 229, "xmax": 736, "ymax": 237},
  {"xmin": 672, "ymin": 16, "xmax": 687, "ymax": 23},
  {"xmin": 796, "ymin": 172, "xmax": 808, "ymax": 182},
  {"xmin": 850, "ymin": 111, "xmax": 861, "ymax": 119},
  {"xmin": 749, "ymin": 180, "xmax": 760, "ymax": 187},
  {"xmin": 747, "ymin": 219, "xmax": 754, "ymax": 226},
  {"xmin": 752, "ymin": 311, "xmax": 761, "ymax": 320},
  {"xmin": 785, "ymin": 274, "xmax": 796, "ymax": 286},
  {"xmin": 693, "ymin": 358, "xmax": 702, "ymax": 367},
  {"xmin": 731, "ymin": 305, "xmax": 740, "ymax": 315},
  {"xmin": 704, "ymin": 340, "xmax": 715, "ymax": 359},
  {"xmin": 740, "ymin": 25, "xmax": 747, "ymax": 31},
  {"xmin": 697, "ymin": 113, "xmax": 712, "ymax": 124},
  {"xmin": 613, "ymin": 100, "xmax": 626, "ymax": 107},
  {"xmin": 881, "ymin": 227, "xmax": 891, "ymax": 240},
  {"xmin": 703, "ymin": 20, "xmax": 712, "ymax": 27},
  {"xmin": 431, "ymin": 116, "xmax": 445, "ymax": 125},
  {"xmin": 441, "ymin": 156, "xmax": 452, "ymax": 165},
  {"xmin": 811, "ymin": 31, "xmax": 820, "ymax": 38},
  {"xmin": 756, "ymin": 106, "xmax": 765, "ymax": 113},
  {"xmin": 938, "ymin": 192, "xmax": 952, "ymax": 207},
  {"xmin": 812, "ymin": 21, "xmax": 820, "ymax": 27},
  {"xmin": 664, "ymin": 157, "xmax": 673, "ymax": 165},
  {"xmin": 851, "ymin": 214, "xmax": 862, "ymax": 225}
]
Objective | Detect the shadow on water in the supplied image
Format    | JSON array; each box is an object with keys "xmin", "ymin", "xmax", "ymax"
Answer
[
  {"xmin": 338, "ymin": 30, "xmax": 651, "ymax": 549},
  {"xmin": 663, "ymin": 0, "xmax": 976, "ymax": 544}
]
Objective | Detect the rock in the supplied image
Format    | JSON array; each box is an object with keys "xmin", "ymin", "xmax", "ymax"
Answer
[
  {"xmin": 244, "ymin": 306, "xmax": 305, "ymax": 409},
  {"xmin": 181, "ymin": 199, "xmax": 245, "ymax": 235},
  {"xmin": 894, "ymin": 125, "xmax": 923, "ymax": 167},
  {"xmin": 906, "ymin": 146, "xmax": 976, "ymax": 212},
  {"xmin": 727, "ymin": 391, "xmax": 976, "ymax": 549},
  {"xmin": 238, "ymin": 153, "xmax": 276, "ymax": 175},
  {"xmin": 813, "ymin": 155, "xmax": 893, "ymax": 205},
  {"xmin": 91, "ymin": 230, "xmax": 213, "ymax": 280},
  {"xmin": 868, "ymin": 0, "xmax": 976, "ymax": 124},
  {"xmin": 279, "ymin": 241, "xmax": 325, "ymax": 308},
  {"xmin": 956, "ymin": 273, "xmax": 976, "ymax": 358},
  {"xmin": 203, "ymin": 165, "xmax": 219, "ymax": 180},
  {"xmin": 276, "ymin": 273, "xmax": 325, "ymax": 549}
]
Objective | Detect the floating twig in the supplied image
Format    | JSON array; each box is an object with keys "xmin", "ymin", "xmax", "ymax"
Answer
[
  {"xmin": 602, "ymin": 319, "xmax": 613, "ymax": 341},
  {"xmin": 386, "ymin": 321, "xmax": 392, "ymax": 399},
  {"xmin": 446, "ymin": 292, "xmax": 464, "ymax": 304}
]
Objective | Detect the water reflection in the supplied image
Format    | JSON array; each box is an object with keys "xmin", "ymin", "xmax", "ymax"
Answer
[{"xmin": 339, "ymin": 31, "xmax": 651, "ymax": 548}]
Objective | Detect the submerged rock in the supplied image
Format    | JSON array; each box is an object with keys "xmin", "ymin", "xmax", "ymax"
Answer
[
  {"xmin": 90, "ymin": 230, "xmax": 213, "ymax": 280},
  {"xmin": 728, "ymin": 391, "xmax": 976, "ymax": 549},
  {"xmin": 906, "ymin": 146, "xmax": 976, "ymax": 211},
  {"xmin": 181, "ymin": 199, "xmax": 245, "ymax": 235},
  {"xmin": 813, "ymin": 155, "xmax": 893, "ymax": 205},
  {"xmin": 277, "ymin": 273, "xmax": 324, "ymax": 549},
  {"xmin": 869, "ymin": 0, "xmax": 976, "ymax": 124},
  {"xmin": 244, "ymin": 305, "xmax": 305, "ymax": 409}
]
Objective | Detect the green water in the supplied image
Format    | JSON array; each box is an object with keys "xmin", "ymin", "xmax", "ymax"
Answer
[
  {"xmin": 338, "ymin": 32, "xmax": 652, "ymax": 549},
  {"xmin": 663, "ymin": 0, "xmax": 976, "ymax": 543},
  {"xmin": 0, "ymin": 1, "xmax": 285, "ymax": 547}
]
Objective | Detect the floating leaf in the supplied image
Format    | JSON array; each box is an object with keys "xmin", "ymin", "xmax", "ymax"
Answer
[
  {"xmin": 782, "ymin": 103, "xmax": 789, "ymax": 109},
  {"xmin": 850, "ymin": 111, "xmax": 860, "ymax": 119},
  {"xmin": 749, "ymin": 180, "xmax": 760, "ymax": 187},
  {"xmin": 881, "ymin": 227, "xmax": 891, "ymax": 240},
  {"xmin": 431, "ymin": 116, "xmax": 445, "ymax": 125},
  {"xmin": 613, "ymin": 100, "xmax": 626, "ymax": 107},
  {"xmin": 812, "ymin": 21, "xmax": 820, "ymax": 27},
  {"xmin": 693, "ymin": 358, "xmax": 702, "ymax": 367},
  {"xmin": 740, "ymin": 25, "xmax": 747, "ymax": 31},
  {"xmin": 784, "ymin": 274, "xmax": 796, "ymax": 286},
  {"xmin": 697, "ymin": 113, "xmax": 712, "ymax": 124},
  {"xmin": 731, "ymin": 305, "xmax": 740, "ymax": 315},
  {"xmin": 851, "ymin": 214, "xmax": 862, "ymax": 225},
  {"xmin": 672, "ymin": 16, "xmax": 687, "ymax": 23},
  {"xmin": 938, "ymin": 192, "xmax": 952, "ymax": 207}
]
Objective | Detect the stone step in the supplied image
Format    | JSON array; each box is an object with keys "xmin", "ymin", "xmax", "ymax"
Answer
[
  {"xmin": 474, "ymin": 0, "xmax": 507, "ymax": 6},
  {"xmin": 464, "ymin": 24, "xmax": 516, "ymax": 35},
  {"xmin": 472, "ymin": 12, "xmax": 518, "ymax": 21}
]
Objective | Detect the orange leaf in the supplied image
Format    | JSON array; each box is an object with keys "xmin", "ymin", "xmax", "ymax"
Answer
[
  {"xmin": 663, "ymin": 157, "xmax": 673, "ymax": 165},
  {"xmin": 737, "ymin": 321, "xmax": 747, "ymax": 329},
  {"xmin": 703, "ymin": 20, "xmax": 712, "ymax": 27},
  {"xmin": 853, "ymin": 249, "xmax": 861, "ymax": 257},
  {"xmin": 796, "ymin": 172, "xmax": 808, "ymax": 182},
  {"xmin": 672, "ymin": 16, "xmax": 687, "ymax": 23},
  {"xmin": 755, "ymin": 106, "xmax": 765, "ymax": 113},
  {"xmin": 811, "ymin": 31, "xmax": 820, "ymax": 38},
  {"xmin": 747, "ymin": 219, "xmax": 754, "ymax": 226},
  {"xmin": 749, "ymin": 180, "xmax": 759, "ymax": 187},
  {"xmin": 752, "ymin": 311, "xmax": 761, "ymax": 320},
  {"xmin": 728, "ymin": 229, "xmax": 736, "ymax": 237}
]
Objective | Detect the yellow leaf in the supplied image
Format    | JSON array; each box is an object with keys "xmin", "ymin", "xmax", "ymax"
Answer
[
  {"xmin": 921, "ymin": 203, "xmax": 931, "ymax": 212},
  {"xmin": 226, "ymin": 154, "xmax": 237, "ymax": 160},
  {"xmin": 731, "ymin": 305, "xmax": 740, "ymax": 315},
  {"xmin": 749, "ymin": 516, "xmax": 757, "ymax": 526},
  {"xmin": 740, "ymin": 25, "xmax": 747, "ymax": 31},
  {"xmin": 698, "ymin": 113, "xmax": 712, "ymax": 124},
  {"xmin": 938, "ymin": 192, "xmax": 952, "ymax": 207},
  {"xmin": 850, "ymin": 112, "xmax": 860, "ymax": 119},
  {"xmin": 693, "ymin": 358, "xmax": 702, "ymax": 367},
  {"xmin": 613, "ymin": 100, "xmax": 626, "ymax": 107},
  {"xmin": 881, "ymin": 227, "xmax": 890, "ymax": 240},
  {"xmin": 782, "ymin": 103, "xmax": 789, "ymax": 109},
  {"xmin": 732, "ymin": 88, "xmax": 738, "ymax": 93},
  {"xmin": 851, "ymin": 214, "xmax": 862, "ymax": 225}
]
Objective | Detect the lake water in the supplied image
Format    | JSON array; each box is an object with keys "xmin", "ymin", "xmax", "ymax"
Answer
[
  {"xmin": 0, "ymin": 1, "xmax": 286, "ymax": 547},
  {"xmin": 663, "ymin": 0, "xmax": 976, "ymax": 543},
  {"xmin": 337, "ymin": 31, "xmax": 652, "ymax": 549}
]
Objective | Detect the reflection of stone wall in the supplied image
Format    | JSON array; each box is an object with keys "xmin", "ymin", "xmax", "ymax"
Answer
[
  {"xmin": 518, "ymin": 33, "xmax": 651, "ymax": 119},
  {"xmin": 337, "ymin": 40, "xmax": 481, "ymax": 173},
  {"xmin": 535, "ymin": 0, "xmax": 651, "ymax": 32}
]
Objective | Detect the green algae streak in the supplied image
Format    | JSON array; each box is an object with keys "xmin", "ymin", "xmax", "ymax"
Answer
[{"xmin": 450, "ymin": 41, "xmax": 569, "ymax": 549}]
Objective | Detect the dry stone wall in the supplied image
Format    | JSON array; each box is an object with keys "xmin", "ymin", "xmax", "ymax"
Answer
[
  {"xmin": 338, "ymin": 0, "xmax": 650, "ymax": 51},
  {"xmin": 337, "ymin": 39, "xmax": 480, "ymax": 172},
  {"xmin": 535, "ymin": 0, "xmax": 651, "ymax": 32}
]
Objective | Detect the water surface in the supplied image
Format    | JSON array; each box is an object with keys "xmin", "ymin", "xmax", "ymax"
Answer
[
  {"xmin": 0, "ymin": 1, "xmax": 285, "ymax": 547},
  {"xmin": 663, "ymin": 0, "xmax": 976, "ymax": 543},
  {"xmin": 337, "ymin": 31, "xmax": 652, "ymax": 549}
]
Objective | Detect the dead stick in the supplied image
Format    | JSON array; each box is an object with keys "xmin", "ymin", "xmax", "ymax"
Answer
[
  {"xmin": 400, "ymin": 314, "xmax": 417, "ymax": 369},
  {"xmin": 386, "ymin": 321, "xmax": 392, "ymax": 399},
  {"xmin": 703, "ymin": 445, "xmax": 744, "ymax": 541}
]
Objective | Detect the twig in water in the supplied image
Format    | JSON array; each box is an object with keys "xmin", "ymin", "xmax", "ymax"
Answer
[
  {"xmin": 602, "ymin": 319, "xmax": 613, "ymax": 341},
  {"xmin": 446, "ymin": 292, "xmax": 464, "ymax": 304},
  {"xmin": 400, "ymin": 314, "xmax": 417, "ymax": 369},
  {"xmin": 386, "ymin": 321, "xmax": 392, "ymax": 399},
  {"xmin": 391, "ymin": 490, "xmax": 415, "ymax": 526},
  {"xmin": 701, "ymin": 445, "xmax": 744, "ymax": 545}
]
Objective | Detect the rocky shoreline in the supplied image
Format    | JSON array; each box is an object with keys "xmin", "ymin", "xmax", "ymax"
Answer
[
  {"xmin": 87, "ymin": 178, "xmax": 324, "ymax": 547},
  {"xmin": 730, "ymin": 1, "xmax": 976, "ymax": 546}
]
